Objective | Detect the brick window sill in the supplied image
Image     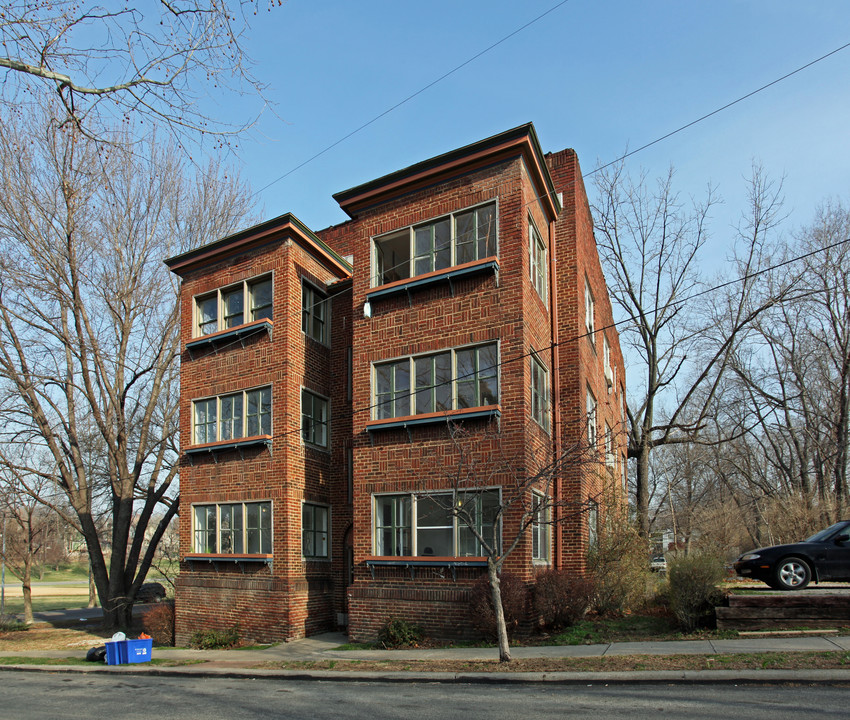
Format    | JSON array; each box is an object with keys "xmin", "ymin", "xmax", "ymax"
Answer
[
  {"xmin": 366, "ymin": 257, "xmax": 499, "ymax": 303},
  {"xmin": 365, "ymin": 405, "xmax": 500, "ymax": 433}
]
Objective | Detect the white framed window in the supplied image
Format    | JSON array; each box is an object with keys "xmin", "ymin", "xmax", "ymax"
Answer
[
  {"xmin": 530, "ymin": 354, "xmax": 549, "ymax": 431},
  {"xmin": 584, "ymin": 278, "xmax": 595, "ymax": 341},
  {"xmin": 605, "ymin": 422, "xmax": 615, "ymax": 467},
  {"xmin": 302, "ymin": 280, "xmax": 330, "ymax": 345},
  {"xmin": 603, "ymin": 335, "xmax": 614, "ymax": 388},
  {"xmin": 529, "ymin": 216, "xmax": 547, "ymax": 302},
  {"xmin": 372, "ymin": 201, "xmax": 497, "ymax": 286},
  {"xmin": 301, "ymin": 388, "xmax": 329, "ymax": 448},
  {"xmin": 192, "ymin": 386, "xmax": 271, "ymax": 445},
  {"xmin": 587, "ymin": 500, "xmax": 599, "ymax": 550},
  {"xmin": 193, "ymin": 501, "xmax": 271, "ymax": 554},
  {"xmin": 302, "ymin": 503, "xmax": 330, "ymax": 559},
  {"xmin": 531, "ymin": 492, "xmax": 550, "ymax": 562},
  {"xmin": 586, "ymin": 386, "xmax": 597, "ymax": 447},
  {"xmin": 373, "ymin": 490, "xmax": 501, "ymax": 557},
  {"xmin": 194, "ymin": 274, "xmax": 272, "ymax": 337},
  {"xmin": 374, "ymin": 343, "xmax": 498, "ymax": 420}
]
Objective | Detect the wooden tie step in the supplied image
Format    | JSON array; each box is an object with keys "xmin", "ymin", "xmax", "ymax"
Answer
[{"xmin": 716, "ymin": 593, "xmax": 850, "ymax": 630}]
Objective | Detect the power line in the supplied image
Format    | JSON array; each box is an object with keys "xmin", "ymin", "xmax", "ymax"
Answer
[
  {"xmin": 251, "ymin": 1, "xmax": 573, "ymax": 199},
  {"xmin": 225, "ymin": 235, "xmax": 850, "ymax": 447}
]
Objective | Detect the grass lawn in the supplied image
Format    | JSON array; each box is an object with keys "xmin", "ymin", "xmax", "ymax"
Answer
[{"xmin": 1, "ymin": 595, "xmax": 96, "ymax": 616}]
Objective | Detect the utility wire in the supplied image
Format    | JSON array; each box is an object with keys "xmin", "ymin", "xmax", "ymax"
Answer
[
  {"xmin": 251, "ymin": 0, "xmax": 573, "ymax": 198},
  {"xmin": 219, "ymin": 235, "xmax": 850, "ymax": 446}
]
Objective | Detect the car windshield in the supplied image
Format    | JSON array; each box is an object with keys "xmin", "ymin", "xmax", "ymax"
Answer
[{"xmin": 805, "ymin": 522, "xmax": 848, "ymax": 543}]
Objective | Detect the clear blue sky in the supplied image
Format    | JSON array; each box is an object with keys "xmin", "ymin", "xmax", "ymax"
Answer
[{"xmin": 223, "ymin": 0, "xmax": 849, "ymax": 255}]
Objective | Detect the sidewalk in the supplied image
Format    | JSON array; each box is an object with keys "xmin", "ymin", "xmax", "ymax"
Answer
[{"xmin": 4, "ymin": 628, "xmax": 850, "ymax": 684}]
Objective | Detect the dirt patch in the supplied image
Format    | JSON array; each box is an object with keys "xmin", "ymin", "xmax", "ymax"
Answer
[{"xmin": 0, "ymin": 623, "xmax": 131, "ymax": 652}]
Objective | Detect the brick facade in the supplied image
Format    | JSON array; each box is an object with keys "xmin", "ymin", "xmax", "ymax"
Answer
[{"xmin": 166, "ymin": 124, "xmax": 626, "ymax": 644}]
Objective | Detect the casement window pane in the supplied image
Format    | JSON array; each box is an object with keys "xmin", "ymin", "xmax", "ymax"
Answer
[
  {"xmin": 455, "ymin": 348, "xmax": 475, "ymax": 408},
  {"xmin": 194, "ymin": 398, "xmax": 217, "ymax": 444},
  {"xmin": 531, "ymin": 357, "xmax": 548, "ymax": 430},
  {"xmin": 478, "ymin": 344, "xmax": 498, "ymax": 406},
  {"xmin": 454, "ymin": 211, "xmax": 475, "ymax": 264},
  {"xmin": 197, "ymin": 295, "xmax": 218, "ymax": 336},
  {"xmin": 246, "ymin": 387, "xmax": 271, "ymax": 437},
  {"xmin": 194, "ymin": 506, "xmax": 217, "ymax": 553},
  {"xmin": 457, "ymin": 491, "xmax": 500, "ymax": 556},
  {"xmin": 219, "ymin": 504, "xmax": 244, "ymax": 554},
  {"xmin": 375, "ymin": 495, "xmax": 411, "ymax": 556},
  {"xmin": 587, "ymin": 389, "xmax": 597, "ymax": 445},
  {"xmin": 376, "ymin": 360, "xmax": 409, "ymax": 419},
  {"xmin": 219, "ymin": 393, "xmax": 244, "ymax": 441},
  {"xmin": 222, "ymin": 288, "xmax": 244, "ymax": 328},
  {"xmin": 302, "ymin": 390, "xmax": 329, "ymax": 447},
  {"xmin": 477, "ymin": 204, "xmax": 496, "ymax": 258},
  {"xmin": 433, "ymin": 218, "xmax": 451, "ymax": 270},
  {"xmin": 246, "ymin": 501, "xmax": 271, "ymax": 555},
  {"xmin": 250, "ymin": 278, "xmax": 273, "ymax": 321},
  {"xmin": 302, "ymin": 504, "xmax": 329, "ymax": 558},
  {"xmin": 414, "ymin": 352, "xmax": 451, "ymax": 415},
  {"xmin": 375, "ymin": 230, "xmax": 410, "ymax": 285},
  {"xmin": 416, "ymin": 496, "xmax": 452, "ymax": 556},
  {"xmin": 302, "ymin": 283, "xmax": 328, "ymax": 344}
]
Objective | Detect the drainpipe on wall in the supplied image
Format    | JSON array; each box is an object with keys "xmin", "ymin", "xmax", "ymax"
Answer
[{"xmin": 548, "ymin": 215, "xmax": 563, "ymax": 570}]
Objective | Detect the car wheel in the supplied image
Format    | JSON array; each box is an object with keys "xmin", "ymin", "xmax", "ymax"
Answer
[{"xmin": 774, "ymin": 557, "xmax": 811, "ymax": 590}]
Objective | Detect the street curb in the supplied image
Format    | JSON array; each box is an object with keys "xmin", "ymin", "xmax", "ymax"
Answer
[{"xmin": 3, "ymin": 664, "xmax": 850, "ymax": 684}]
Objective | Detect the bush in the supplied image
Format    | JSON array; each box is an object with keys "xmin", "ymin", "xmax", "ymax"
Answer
[
  {"xmin": 469, "ymin": 571, "xmax": 529, "ymax": 640},
  {"xmin": 189, "ymin": 625, "xmax": 240, "ymax": 649},
  {"xmin": 533, "ymin": 569, "xmax": 594, "ymax": 630},
  {"xmin": 587, "ymin": 515, "xmax": 651, "ymax": 616},
  {"xmin": 141, "ymin": 599, "xmax": 175, "ymax": 646},
  {"xmin": 667, "ymin": 553, "xmax": 725, "ymax": 631},
  {"xmin": 377, "ymin": 618, "xmax": 423, "ymax": 648}
]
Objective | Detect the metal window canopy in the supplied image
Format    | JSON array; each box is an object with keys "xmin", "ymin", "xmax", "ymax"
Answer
[
  {"xmin": 184, "ymin": 435, "xmax": 272, "ymax": 462},
  {"xmin": 186, "ymin": 319, "xmax": 272, "ymax": 356},
  {"xmin": 366, "ymin": 258, "xmax": 499, "ymax": 304},
  {"xmin": 365, "ymin": 557, "xmax": 488, "ymax": 581},
  {"xmin": 184, "ymin": 553, "xmax": 273, "ymax": 572},
  {"xmin": 366, "ymin": 406, "xmax": 501, "ymax": 438}
]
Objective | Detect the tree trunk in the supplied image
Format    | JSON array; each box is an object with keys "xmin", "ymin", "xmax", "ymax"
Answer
[
  {"xmin": 635, "ymin": 439, "xmax": 651, "ymax": 537},
  {"xmin": 88, "ymin": 563, "xmax": 97, "ymax": 609},
  {"xmin": 102, "ymin": 597, "xmax": 133, "ymax": 631},
  {"xmin": 487, "ymin": 560, "xmax": 511, "ymax": 662},
  {"xmin": 22, "ymin": 560, "xmax": 33, "ymax": 625}
]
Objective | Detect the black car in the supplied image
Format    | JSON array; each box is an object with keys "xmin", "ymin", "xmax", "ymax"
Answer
[{"xmin": 733, "ymin": 520, "xmax": 850, "ymax": 590}]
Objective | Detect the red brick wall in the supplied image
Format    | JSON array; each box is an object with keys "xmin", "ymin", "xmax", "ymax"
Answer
[{"xmin": 174, "ymin": 232, "xmax": 352, "ymax": 643}]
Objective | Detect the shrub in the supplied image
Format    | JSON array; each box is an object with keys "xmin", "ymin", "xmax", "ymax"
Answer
[
  {"xmin": 533, "ymin": 569, "xmax": 594, "ymax": 630},
  {"xmin": 377, "ymin": 618, "xmax": 423, "ymax": 648},
  {"xmin": 586, "ymin": 515, "xmax": 651, "ymax": 616},
  {"xmin": 0, "ymin": 615, "xmax": 29, "ymax": 632},
  {"xmin": 469, "ymin": 571, "xmax": 529, "ymax": 640},
  {"xmin": 141, "ymin": 599, "xmax": 175, "ymax": 646},
  {"xmin": 667, "ymin": 553, "xmax": 725, "ymax": 631},
  {"xmin": 189, "ymin": 625, "xmax": 240, "ymax": 649}
]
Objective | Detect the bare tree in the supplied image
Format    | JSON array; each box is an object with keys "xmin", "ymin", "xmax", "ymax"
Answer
[
  {"xmin": 0, "ymin": 466, "xmax": 55, "ymax": 623},
  {"xmin": 592, "ymin": 162, "xmax": 786, "ymax": 535},
  {"xmin": 420, "ymin": 420, "xmax": 608, "ymax": 662},
  {"xmin": 0, "ymin": 1, "xmax": 276, "ymax": 145},
  {"xmin": 0, "ymin": 107, "xmax": 254, "ymax": 628},
  {"xmin": 721, "ymin": 198, "xmax": 850, "ymax": 529}
]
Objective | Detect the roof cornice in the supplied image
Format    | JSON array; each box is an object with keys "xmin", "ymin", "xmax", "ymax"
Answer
[
  {"xmin": 165, "ymin": 213, "xmax": 353, "ymax": 278},
  {"xmin": 333, "ymin": 123, "xmax": 560, "ymax": 220}
]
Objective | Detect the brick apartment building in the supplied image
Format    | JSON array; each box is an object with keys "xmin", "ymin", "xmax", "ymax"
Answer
[{"xmin": 165, "ymin": 123, "xmax": 626, "ymax": 644}]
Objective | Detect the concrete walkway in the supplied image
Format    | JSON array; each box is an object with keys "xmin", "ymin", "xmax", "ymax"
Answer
[{"xmin": 4, "ymin": 629, "xmax": 850, "ymax": 684}]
